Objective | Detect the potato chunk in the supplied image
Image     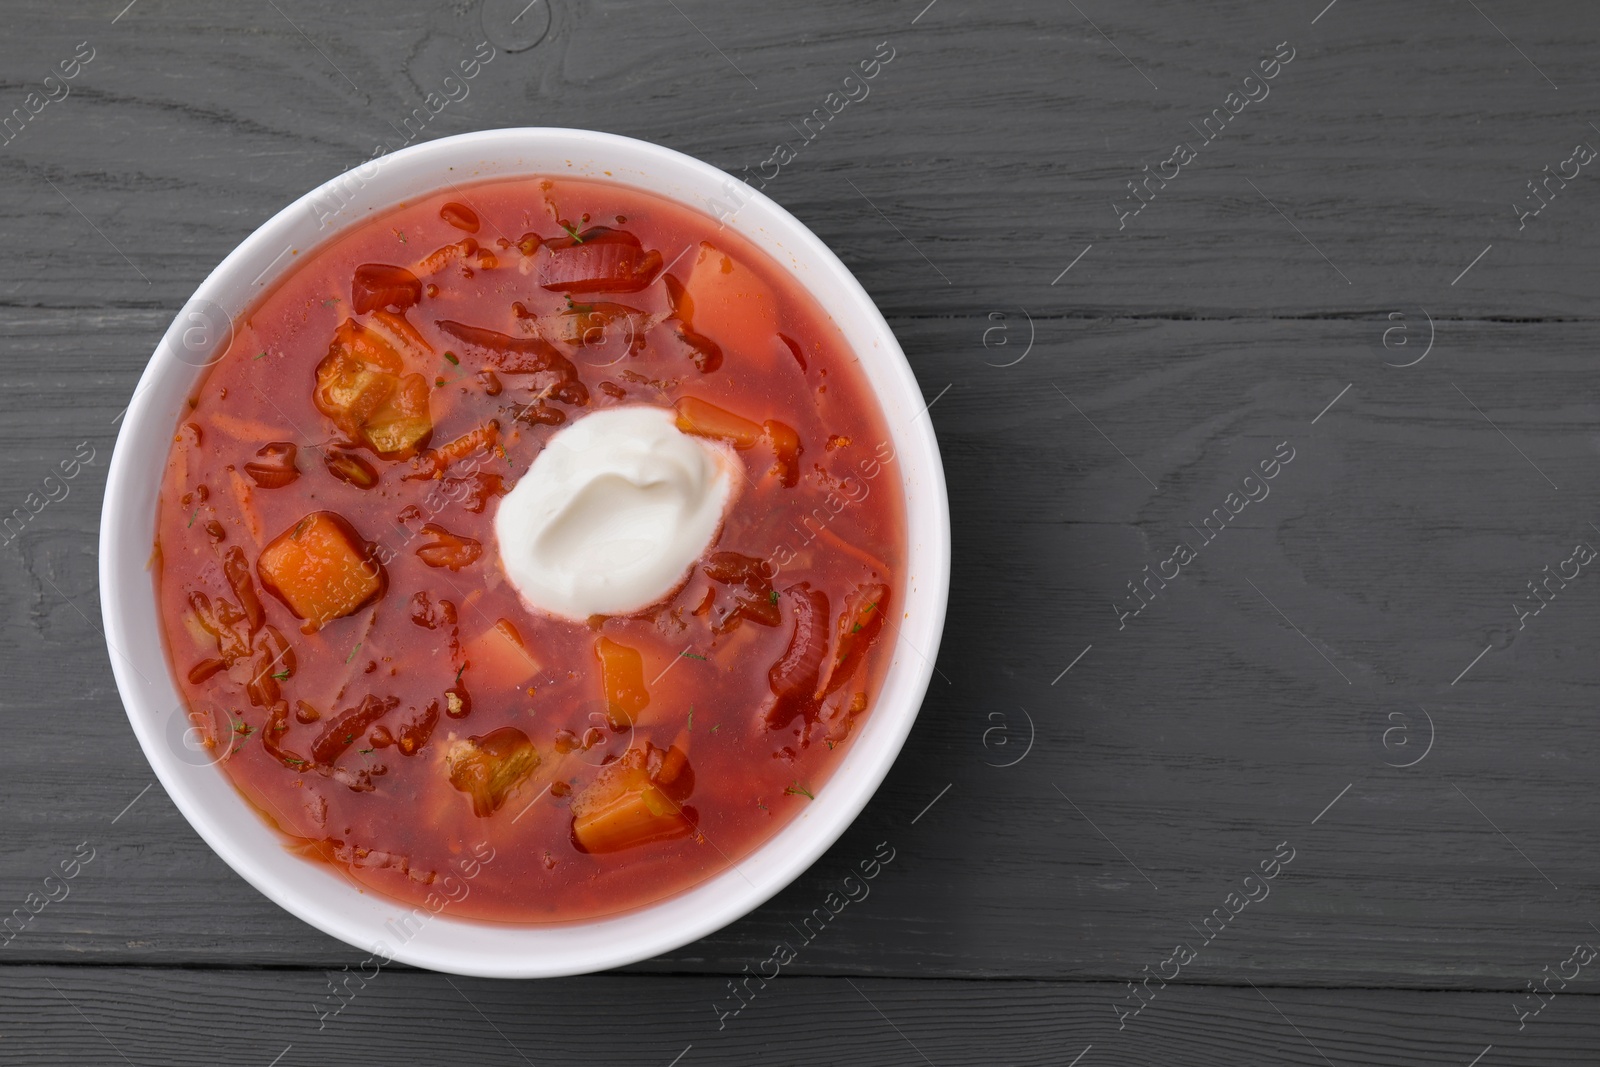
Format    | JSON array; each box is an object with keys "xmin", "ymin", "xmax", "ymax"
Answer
[
  {"xmin": 464, "ymin": 618, "xmax": 540, "ymax": 690},
  {"xmin": 257, "ymin": 511, "xmax": 384, "ymax": 633},
  {"xmin": 360, "ymin": 372, "xmax": 431, "ymax": 457},
  {"xmin": 571, "ymin": 743, "xmax": 693, "ymax": 853},
  {"xmin": 313, "ymin": 319, "xmax": 432, "ymax": 458},
  {"xmin": 679, "ymin": 241, "xmax": 780, "ymax": 367}
]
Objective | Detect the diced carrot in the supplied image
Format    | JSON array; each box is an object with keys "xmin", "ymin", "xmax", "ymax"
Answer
[
  {"xmin": 594, "ymin": 636, "xmax": 650, "ymax": 728},
  {"xmin": 680, "ymin": 241, "xmax": 780, "ymax": 366},
  {"xmin": 674, "ymin": 396, "xmax": 762, "ymax": 450},
  {"xmin": 571, "ymin": 745, "xmax": 693, "ymax": 853},
  {"xmin": 256, "ymin": 512, "xmax": 384, "ymax": 634},
  {"xmin": 464, "ymin": 618, "xmax": 539, "ymax": 689}
]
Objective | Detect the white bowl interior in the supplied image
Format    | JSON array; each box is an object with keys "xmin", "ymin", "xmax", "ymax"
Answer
[{"xmin": 99, "ymin": 128, "xmax": 949, "ymax": 977}]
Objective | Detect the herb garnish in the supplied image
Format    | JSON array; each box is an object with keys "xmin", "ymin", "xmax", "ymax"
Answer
[
  {"xmin": 272, "ymin": 669, "xmax": 290, "ymax": 681},
  {"xmin": 784, "ymin": 782, "xmax": 815, "ymax": 800}
]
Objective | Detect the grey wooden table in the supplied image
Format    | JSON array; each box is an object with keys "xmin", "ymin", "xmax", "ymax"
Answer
[{"xmin": 5, "ymin": 0, "xmax": 1600, "ymax": 1063}]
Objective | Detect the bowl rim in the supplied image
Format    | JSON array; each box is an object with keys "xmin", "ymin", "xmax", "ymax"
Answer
[{"xmin": 99, "ymin": 126, "xmax": 950, "ymax": 977}]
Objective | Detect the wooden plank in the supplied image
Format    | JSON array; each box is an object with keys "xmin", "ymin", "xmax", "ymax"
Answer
[
  {"xmin": 4, "ymin": 310, "xmax": 1599, "ymax": 988},
  {"xmin": 2, "ymin": 967, "xmax": 1598, "ymax": 1066},
  {"xmin": 0, "ymin": 1, "xmax": 1599, "ymax": 319}
]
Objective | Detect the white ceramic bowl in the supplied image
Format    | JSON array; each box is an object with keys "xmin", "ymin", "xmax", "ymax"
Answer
[{"xmin": 99, "ymin": 128, "xmax": 950, "ymax": 977}]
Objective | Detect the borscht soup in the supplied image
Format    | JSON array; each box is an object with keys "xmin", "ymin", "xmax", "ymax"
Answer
[{"xmin": 154, "ymin": 176, "xmax": 905, "ymax": 922}]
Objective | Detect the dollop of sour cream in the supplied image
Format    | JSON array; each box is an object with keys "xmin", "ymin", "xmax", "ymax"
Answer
[{"xmin": 494, "ymin": 405, "xmax": 736, "ymax": 621}]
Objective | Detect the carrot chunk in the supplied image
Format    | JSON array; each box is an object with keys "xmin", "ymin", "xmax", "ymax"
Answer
[
  {"xmin": 571, "ymin": 744, "xmax": 693, "ymax": 853},
  {"xmin": 674, "ymin": 396, "xmax": 762, "ymax": 450},
  {"xmin": 594, "ymin": 636, "xmax": 650, "ymax": 728},
  {"xmin": 256, "ymin": 512, "xmax": 384, "ymax": 633}
]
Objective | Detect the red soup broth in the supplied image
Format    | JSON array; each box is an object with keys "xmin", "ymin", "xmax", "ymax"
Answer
[{"xmin": 154, "ymin": 176, "xmax": 905, "ymax": 922}]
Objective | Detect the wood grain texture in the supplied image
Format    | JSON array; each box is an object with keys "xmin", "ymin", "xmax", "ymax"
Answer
[
  {"xmin": 5, "ymin": 0, "xmax": 1600, "ymax": 1062},
  {"xmin": 6, "ymin": 967, "xmax": 1600, "ymax": 1067},
  {"xmin": 6, "ymin": 313, "xmax": 1598, "ymax": 986}
]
